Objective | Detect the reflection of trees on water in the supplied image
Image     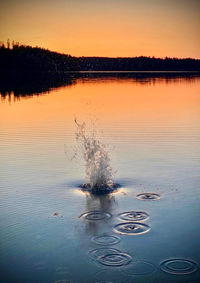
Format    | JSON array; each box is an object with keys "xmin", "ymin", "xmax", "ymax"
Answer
[
  {"xmin": 0, "ymin": 73, "xmax": 77, "ymax": 101},
  {"xmin": 0, "ymin": 72, "xmax": 199, "ymax": 101},
  {"xmin": 76, "ymin": 72, "xmax": 200, "ymax": 86}
]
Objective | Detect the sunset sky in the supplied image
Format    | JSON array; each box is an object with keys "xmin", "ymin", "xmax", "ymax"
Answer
[{"xmin": 0, "ymin": 0, "xmax": 199, "ymax": 58}]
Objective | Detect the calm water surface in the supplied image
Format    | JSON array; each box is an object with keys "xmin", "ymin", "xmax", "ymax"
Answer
[{"xmin": 0, "ymin": 75, "xmax": 200, "ymax": 282}]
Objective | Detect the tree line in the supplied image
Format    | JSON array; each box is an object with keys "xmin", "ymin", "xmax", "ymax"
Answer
[{"xmin": 0, "ymin": 40, "xmax": 199, "ymax": 73}]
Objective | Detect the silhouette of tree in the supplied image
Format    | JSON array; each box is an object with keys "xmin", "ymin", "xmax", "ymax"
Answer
[
  {"xmin": 0, "ymin": 41, "xmax": 199, "ymax": 74},
  {"xmin": 7, "ymin": 39, "xmax": 10, "ymax": 49}
]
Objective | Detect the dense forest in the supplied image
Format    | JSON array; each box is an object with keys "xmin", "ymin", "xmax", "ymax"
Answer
[
  {"xmin": 0, "ymin": 41, "xmax": 79, "ymax": 73},
  {"xmin": 0, "ymin": 41, "xmax": 200, "ymax": 73}
]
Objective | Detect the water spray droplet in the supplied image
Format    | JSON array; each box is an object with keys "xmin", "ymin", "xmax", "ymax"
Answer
[{"xmin": 74, "ymin": 119, "xmax": 116, "ymax": 194}]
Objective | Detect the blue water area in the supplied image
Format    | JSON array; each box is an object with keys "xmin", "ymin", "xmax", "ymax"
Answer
[{"xmin": 0, "ymin": 73, "xmax": 200, "ymax": 282}]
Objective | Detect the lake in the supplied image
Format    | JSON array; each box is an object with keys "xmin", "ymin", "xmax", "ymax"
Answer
[{"xmin": 0, "ymin": 73, "xmax": 200, "ymax": 283}]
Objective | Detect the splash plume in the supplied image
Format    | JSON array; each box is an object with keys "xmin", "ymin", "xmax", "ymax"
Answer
[{"xmin": 74, "ymin": 118, "xmax": 115, "ymax": 194}]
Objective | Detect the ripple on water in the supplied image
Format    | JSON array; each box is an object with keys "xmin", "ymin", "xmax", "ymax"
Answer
[
  {"xmin": 97, "ymin": 252, "xmax": 132, "ymax": 267},
  {"xmin": 89, "ymin": 247, "xmax": 132, "ymax": 268},
  {"xmin": 113, "ymin": 222, "xmax": 151, "ymax": 235},
  {"xmin": 123, "ymin": 261, "xmax": 156, "ymax": 275},
  {"xmin": 160, "ymin": 259, "xmax": 198, "ymax": 275},
  {"xmin": 89, "ymin": 248, "xmax": 121, "ymax": 260},
  {"xmin": 118, "ymin": 211, "xmax": 149, "ymax": 221},
  {"xmin": 79, "ymin": 210, "xmax": 112, "ymax": 221},
  {"xmin": 136, "ymin": 193, "xmax": 160, "ymax": 200},
  {"xmin": 92, "ymin": 235, "xmax": 120, "ymax": 246}
]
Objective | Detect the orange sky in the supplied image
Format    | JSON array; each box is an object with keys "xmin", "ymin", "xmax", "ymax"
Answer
[{"xmin": 0, "ymin": 0, "xmax": 199, "ymax": 58}]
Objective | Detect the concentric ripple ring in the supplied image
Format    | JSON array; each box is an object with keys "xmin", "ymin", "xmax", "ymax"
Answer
[
  {"xmin": 97, "ymin": 252, "xmax": 132, "ymax": 267},
  {"xmin": 160, "ymin": 259, "xmax": 198, "ymax": 275},
  {"xmin": 113, "ymin": 222, "xmax": 151, "ymax": 235},
  {"xmin": 136, "ymin": 193, "xmax": 160, "ymax": 200},
  {"xmin": 79, "ymin": 210, "xmax": 112, "ymax": 221},
  {"xmin": 118, "ymin": 211, "xmax": 149, "ymax": 221},
  {"xmin": 92, "ymin": 235, "xmax": 120, "ymax": 246},
  {"xmin": 88, "ymin": 248, "xmax": 121, "ymax": 260}
]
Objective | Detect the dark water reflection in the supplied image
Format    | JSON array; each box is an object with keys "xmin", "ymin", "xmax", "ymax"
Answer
[
  {"xmin": 0, "ymin": 73, "xmax": 76, "ymax": 100},
  {"xmin": 0, "ymin": 71, "xmax": 199, "ymax": 100}
]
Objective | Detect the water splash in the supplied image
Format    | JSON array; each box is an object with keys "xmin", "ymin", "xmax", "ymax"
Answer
[{"xmin": 74, "ymin": 118, "xmax": 116, "ymax": 194}]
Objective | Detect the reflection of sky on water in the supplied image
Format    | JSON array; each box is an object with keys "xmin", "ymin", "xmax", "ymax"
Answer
[{"xmin": 0, "ymin": 75, "xmax": 199, "ymax": 282}]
